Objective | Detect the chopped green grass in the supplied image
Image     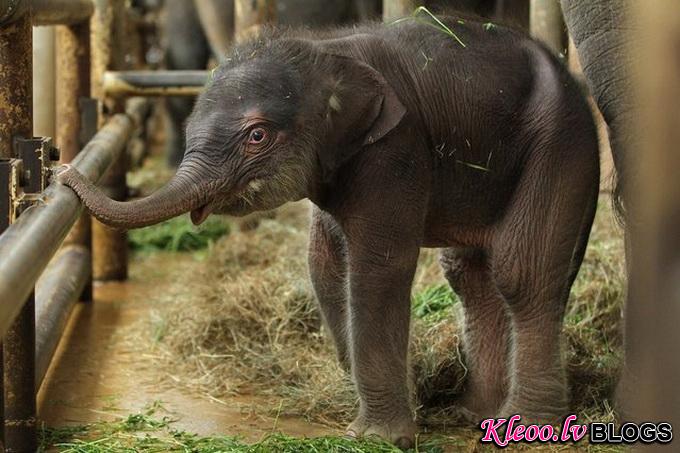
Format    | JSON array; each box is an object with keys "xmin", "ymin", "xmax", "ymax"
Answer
[
  {"xmin": 128, "ymin": 215, "xmax": 230, "ymax": 253},
  {"xmin": 412, "ymin": 284, "xmax": 459, "ymax": 322},
  {"xmin": 391, "ymin": 7, "xmax": 466, "ymax": 48},
  {"xmin": 39, "ymin": 408, "xmax": 447, "ymax": 453}
]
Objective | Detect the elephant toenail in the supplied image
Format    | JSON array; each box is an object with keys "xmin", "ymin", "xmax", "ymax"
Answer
[{"xmin": 344, "ymin": 430, "xmax": 358, "ymax": 439}]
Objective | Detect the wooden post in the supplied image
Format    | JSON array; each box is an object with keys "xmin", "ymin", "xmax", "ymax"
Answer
[
  {"xmin": 234, "ymin": 0, "xmax": 276, "ymax": 43},
  {"xmin": 90, "ymin": 0, "xmax": 129, "ymax": 281},
  {"xmin": 383, "ymin": 0, "xmax": 420, "ymax": 22},
  {"xmin": 625, "ymin": 0, "xmax": 680, "ymax": 435},
  {"xmin": 530, "ymin": 0, "xmax": 566, "ymax": 55},
  {"xmin": 0, "ymin": 12, "xmax": 36, "ymax": 453}
]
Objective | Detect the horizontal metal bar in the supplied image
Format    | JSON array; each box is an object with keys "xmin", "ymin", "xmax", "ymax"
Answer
[
  {"xmin": 34, "ymin": 244, "xmax": 89, "ymax": 389},
  {"xmin": 0, "ymin": 114, "xmax": 133, "ymax": 339},
  {"xmin": 1, "ymin": 0, "xmax": 93, "ymax": 26},
  {"xmin": 103, "ymin": 70, "xmax": 210, "ymax": 97},
  {"xmin": 33, "ymin": 0, "xmax": 93, "ymax": 25}
]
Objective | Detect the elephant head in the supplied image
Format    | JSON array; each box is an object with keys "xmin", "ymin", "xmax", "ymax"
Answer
[{"xmin": 59, "ymin": 34, "xmax": 405, "ymax": 229}]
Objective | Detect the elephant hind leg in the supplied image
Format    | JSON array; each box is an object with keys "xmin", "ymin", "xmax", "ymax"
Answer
[
  {"xmin": 439, "ymin": 247, "xmax": 510, "ymax": 420},
  {"xmin": 491, "ymin": 136, "xmax": 599, "ymax": 423}
]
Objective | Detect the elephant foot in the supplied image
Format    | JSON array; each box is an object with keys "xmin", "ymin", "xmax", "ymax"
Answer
[
  {"xmin": 447, "ymin": 404, "xmax": 482, "ymax": 427},
  {"xmin": 346, "ymin": 413, "xmax": 417, "ymax": 450},
  {"xmin": 498, "ymin": 400, "xmax": 567, "ymax": 425}
]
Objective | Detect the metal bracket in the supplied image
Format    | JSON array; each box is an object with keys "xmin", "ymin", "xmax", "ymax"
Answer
[{"xmin": 0, "ymin": 137, "xmax": 60, "ymax": 230}]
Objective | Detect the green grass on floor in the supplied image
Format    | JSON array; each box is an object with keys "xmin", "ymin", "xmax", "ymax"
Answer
[
  {"xmin": 412, "ymin": 284, "xmax": 459, "ymax": 323},
  {"xmin": 128, "ymin": 215, "xmax": 230, "ymax": 253},
  {"xmin": 39, "ymin": 408, "xmax": 449, "ymax": 453}
]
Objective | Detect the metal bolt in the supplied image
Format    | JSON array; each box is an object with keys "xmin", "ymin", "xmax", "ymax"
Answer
[{"xmin": 48, "ymin": 146, "xmax": 61, "ymax": 161}]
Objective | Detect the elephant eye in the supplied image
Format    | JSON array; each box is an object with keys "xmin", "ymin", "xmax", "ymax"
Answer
[{"xmin": 248, "ymin": 128, "xmax": 267, "ymax": 145}]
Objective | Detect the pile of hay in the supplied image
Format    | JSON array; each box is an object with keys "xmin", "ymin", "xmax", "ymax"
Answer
[{"xmin": 139, "ymin": 198, "xmax": 624, "ymax": 427}]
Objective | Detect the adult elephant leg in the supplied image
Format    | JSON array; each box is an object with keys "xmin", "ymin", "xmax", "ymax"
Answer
[
  {"xmin": 561, "ymin": 0, "xmax": 637, "ymax": 418},
  {"xmin": 561, "ymin": 0, "xmax": 635, "ymax": 217},
  {"xmin": 164, "ymin": 0, "xmax": 210, "ymax": 167},
  {"xmin": 308, "ymin": 207, "xmax": 351, "ymax": 371}
]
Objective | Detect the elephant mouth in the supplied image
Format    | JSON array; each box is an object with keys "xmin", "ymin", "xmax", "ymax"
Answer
[{"xmin": 191, "ymin": 203, "xmax": 214, "ymax": 226}]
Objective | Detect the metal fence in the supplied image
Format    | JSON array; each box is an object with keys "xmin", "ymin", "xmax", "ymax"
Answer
[{"xmin": 0, "ymin": 1, "xmax": 219, "ymax": 451}]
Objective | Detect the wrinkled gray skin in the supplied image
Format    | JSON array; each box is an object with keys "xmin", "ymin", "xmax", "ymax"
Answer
[
  {"xmin": 164, "ymin": 0, "xmax": 529, "ymax": 167},
  {"xmin": 561, "ymin": 0, "xmax": 632, "ymax": 219},
  {"xmin": 60, "ymin": 16, "xmax": 599, "ymax": 447},
  {"xmin": 560, "ymin": 0, "xmax": 635, "ymax": 418}
]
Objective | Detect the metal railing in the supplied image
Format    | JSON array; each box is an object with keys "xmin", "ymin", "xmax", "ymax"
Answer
[{"xmin": 0, "ymin": 1, "xmax": 282, "ymax": 450}]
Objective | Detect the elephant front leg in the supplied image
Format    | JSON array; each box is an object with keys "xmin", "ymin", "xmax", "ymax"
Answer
[
  {"xmin": 308, "ymin": 208, "xmax": 350, "ymax": 370},
  {"xmin": 344, "ymin": 240, "xmax": 419, "ymax": 449}
]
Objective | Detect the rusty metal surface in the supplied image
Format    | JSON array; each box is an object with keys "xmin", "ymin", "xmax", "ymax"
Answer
[
  {"xmin": 91, "ymin": 0, "xmax": 133, "ymax": 282},
  {"xmin": 0, "ymin": 12, "xmax": 32, "ymax": 452},
  {"xmin": 0, "ymin": 114, "xmax": 133, "ymax": 339},
  {"xmin": 32, "ymin": 0, "xmax": 94, "ymax": 25},
  {"xmin": 235, "ymin": 0, "xmax": 276, "ymax": 42},
  {"xmin": 0, "ymin": 14, "xmax": 31, "ymax": 159},
  {"xmin": 35, "ymin": 244, "xmax": 90, "ymax": 389},
  {"xmin": 3, "ymin": 295, "xmax": 36, "ymax": 453},
  {"xmin": 56, "ymin": 21, "xmax": 93, "ymax": 301},
  {"xmin": 56, "ymin": 23, "xmax": 91, "ymax": 163},
  {"xmin": 1, "ymin": 0, "xmax": 93, "ymax": 26},
  {"xmin": 103, "ymin": 70, "xmax": 209, "ymax": 97}
]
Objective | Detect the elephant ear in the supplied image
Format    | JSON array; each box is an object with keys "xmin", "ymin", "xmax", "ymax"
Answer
[{"xmin": 315, "ymin": 36, "xmax": 407, "ymax": 179}]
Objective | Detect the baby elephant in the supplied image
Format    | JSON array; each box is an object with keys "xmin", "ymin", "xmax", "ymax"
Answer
[{"xmin": 60, "ymin": 15, "xmax": 599, "ymax": 449}]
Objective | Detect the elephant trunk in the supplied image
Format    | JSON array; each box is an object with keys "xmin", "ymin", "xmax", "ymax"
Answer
[{"xmin": 58, "ymin": 163, "xmax": 214, "ymax": 230}]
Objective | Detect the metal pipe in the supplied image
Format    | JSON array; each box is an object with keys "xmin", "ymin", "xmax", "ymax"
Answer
[
  {"xmin": 91, "ymin": 0, "xmax": 130, "ymax": 282},
  {"xmin": 57, "ymin": 20, "xmax": 93, "ymax": 301},
  {"xmin": 3, "ymin": 296, "xmax": 35, "ymax": 453},
  {"xmin": 1, "ymin": 0, "xmax": 93, "ymax": 27},
  {"xmin": 103, "ymin": 70, "xmax": 209, "ymax": 97},
  {"xmin": 0, "ymin": 11, "xmax": 34, "ymax": 452},
  {"xmin": 34, "ymin": 245, "xmax": 89, "ymax": 389},
  {"xmin": 0, "ymin": 15, "xmax": 32, "ymax": 159},
  {"xmin": 33, "ymin": 26, "xmax": 56, "ymax": 137},
  {"xmin": 0, "ymin": 114, "xmax": 133, "ymax": 339}
]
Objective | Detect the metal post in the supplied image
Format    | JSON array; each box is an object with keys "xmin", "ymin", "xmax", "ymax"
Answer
[
  {"xmin": 529, "ymin": 0, "xmax": 566, "ymax": 56},
  {"xmin": 0, "ymin": 11, "xmax": 35, "ymax": 453},
  {"xmin": 234, "ymin": 0, "xmax": 276, "ymax": 43},
  {"xmin": 33, "ymin": 26, "xmax": 56, "ymax": 138},
  {"xmin": 383, "ymin": 0, "xmax": 419, "ymax": 22},
  {"xmin": 91, "ymin": 0, "xmax": 129, "ymax": 281},
  {"xmin": 56, "ymin": 20, "xmax": 94, "ymax": 299}
]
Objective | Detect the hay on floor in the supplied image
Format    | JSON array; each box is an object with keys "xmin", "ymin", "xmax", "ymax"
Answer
[{"xmin": 137, "ymin": 197, "xmax": 624, "ymax": 427}]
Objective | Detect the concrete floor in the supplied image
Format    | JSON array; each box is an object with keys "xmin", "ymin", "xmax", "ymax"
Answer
[{"xmin": 37, "ymin": 253, "xmax": 332, "ymax": 441}]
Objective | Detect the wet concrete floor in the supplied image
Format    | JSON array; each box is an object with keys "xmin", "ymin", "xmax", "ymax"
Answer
[{"xmin": 37, "ymin": 253, "xmax": 332, "ymax": 441}]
